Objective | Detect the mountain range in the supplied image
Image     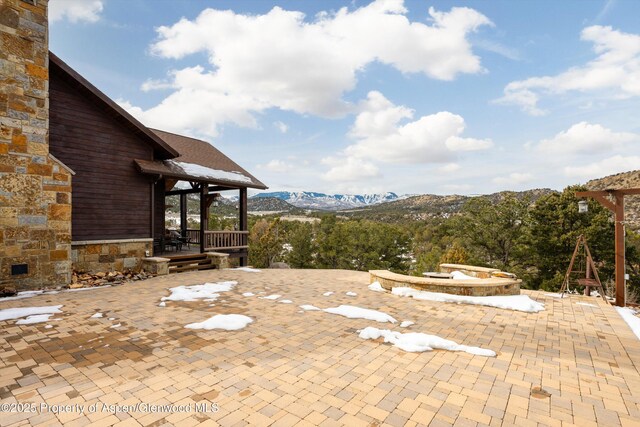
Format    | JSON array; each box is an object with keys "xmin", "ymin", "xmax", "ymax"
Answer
[{"xmin": 249, "ymin": 191, "xmax": 401, "ymax": 210}]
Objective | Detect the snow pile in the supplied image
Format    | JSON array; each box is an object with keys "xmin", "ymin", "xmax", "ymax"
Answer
[
  {"xmin": 616, "ymin": 307, "xmax": 640, "ymax": 340},
  {"xmin": 358, "ymin": 327, "xmax": 496, "ymax": 357},
  {"xmin": 228, "ymin": 267, "xmax": 262, "ymax": 273},
  {"xmin": 392, "ymin": 287, "xmax": 545, "ymax": 313},
  {"xmin": 368, "ymin": 282, "xmax": 385, "ymax": 292},
  {"xmin": 260, "ymin": 294, "xmax": 281, "ymax": 300},
  {"xmin": 0, "ymin": 305, "xmax": 63, "ymax": 322},
  {"xmin": 451, "ymin": 271, "xmax": 479, "ymax": 280},
  {"xmin": 323, "ymin": 292, "xmax": 334, "ymax": 296},
  {"xmin": 0, "ymin": 290, "xmax": 44, "ymax": 302},
  {"xmin": 324, "ymin": 305, "xmax": 396, "ymax": 323},
  {"xmin": 346, "ymin": 292, "xmax": 357, "ymax": 296},
  {"xmin": 65, "ymin": 285, "xmax": 111, "ymax": 292},
  {"xmin": 280, "ymin": 300, "xmax": 293, "ymax": 304},
  {"xmin": 300, "ymin": 305, "xmax": 321, "ymax": 311},
  {"xmin": 400, "ymin": 321, "xmax": 414, "ymax": 328},
  {"xmin": 185, "ymin": 314, "xmax": 253, "ymax": 331},
  {"xmin": 158, "ymin": 302, "xmax": 166, "ymax": 307},
  {"xmin": 242, "ymin": 292, "xmax": 255, "ymax": 297},
  {"xmin": 90, "ymin": 312, "xmax": 103, "ymax": 318},
  {"xmin": 162, "ymin": 281, "xmax": 237, "ymax": 302},
  {"xmin": 576, "ymin": 302, "xmax": 598, "ymax": 307},
  {"xmin": 16, "ymin": 314, "xmax": 53, "ymax": 325}
]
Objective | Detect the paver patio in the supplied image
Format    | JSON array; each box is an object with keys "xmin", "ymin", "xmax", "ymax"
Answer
[{"xmin": 1, "ymin": 269, "xmax": 640, "ymax": 426}]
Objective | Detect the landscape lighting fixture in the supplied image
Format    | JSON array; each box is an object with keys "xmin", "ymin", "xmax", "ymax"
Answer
[{"xmin": 578, "ymin": 200, "xmax": 588, "ymax": 214}]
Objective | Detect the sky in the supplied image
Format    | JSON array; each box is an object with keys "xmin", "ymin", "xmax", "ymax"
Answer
[{"xmin": 49, "ymin": 0, "xmax": 640, "ymax": 196}]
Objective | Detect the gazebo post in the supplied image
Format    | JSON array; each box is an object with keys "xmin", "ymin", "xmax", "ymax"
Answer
[{"xmin": 239, "ymin": 187, "xmax": 248, "ymax": 266}]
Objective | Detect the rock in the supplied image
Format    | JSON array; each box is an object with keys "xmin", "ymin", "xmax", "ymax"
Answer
[
  {"xmin": 269, "ymin": 262, "xmax": 290, "ymax": 269},
  {"xmin": 0, "ymin": 286, "xmax": 17, "ymax": 297},
  {"xmin": 69, "ymin": 283, "xmax": 83, "ymax": 289}
]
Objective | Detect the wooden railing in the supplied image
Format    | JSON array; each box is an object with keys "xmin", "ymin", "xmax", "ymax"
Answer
[
  {"xmin": 186, "ymin": 229, "xmax": 200, "ymax": 245},
  {"xmin": 204, "ymin": 230, "xmax": 248, "ymax": 251}
]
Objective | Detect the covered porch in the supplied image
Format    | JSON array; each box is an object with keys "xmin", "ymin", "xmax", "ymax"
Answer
[{"xmin": 134, "ymin": 129, "xmax": 267, "ymax": 266}]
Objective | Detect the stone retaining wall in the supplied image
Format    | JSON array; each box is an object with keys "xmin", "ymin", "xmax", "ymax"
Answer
[{"xmin": 72, "ymin": 239, "xmax": 152, "ymax": 273}]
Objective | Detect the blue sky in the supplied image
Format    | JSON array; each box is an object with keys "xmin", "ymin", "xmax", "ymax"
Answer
[{"xmin": 49, "ymin": 0, "xmax": 640, "ymax": 196}]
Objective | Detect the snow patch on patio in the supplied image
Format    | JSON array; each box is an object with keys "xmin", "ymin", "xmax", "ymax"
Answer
[
  {"xmin": 185, "ymin": 314, "xmax": 253, "ymax": 331},
  {"xmin": 228, "ymin": 267, "xmax": 262, "ymax": 273},
  {"xmin": 346, "ymin": 292, "xmax": 357, "ymax": 296},
  {"xmin": 162, "ymin": 281, "xmax": 237, "ymax": 302},
  {"xmin": 242, "ymin": 292, "xmax": 255, "ymax": 297},
  {"xmin": 392, "ymin": 287, "xmax": 545, "ymax": 313},
  {"xmin": 324, "ymin": 305, "xmax": 397, "ymax": 323},
  {"xmin": 279, "ymin": 300, "xmax": 293, "ymax": 304},
  {"xmin": 323, "ymin": 292, "xmax": 334, "ymax": 296},
  {"xmin": 576, "ymin": 302, "xmax": 598, "ymax": 307},
  {"xmin": 0, "ymin": 290, "xmax": 44, "ymax": 302},
  {"xmin": 0, "ymin": 305, "xmax": 63, "ymax": 322},
  {"xmin": 65, "ymin": 285, "xmax": 111, "ymax": 292},
  {"xmin": 16, "ymin": 314, "xmax": 54, "ymax": 324},
  {"xmin": 300, "ymin": 305, "xmax": 321, "ymax": 311},
  {"xmin": 260, "ymin": 294, "xmax": 281, "ymax": 300},
  {"xmin": 90, "ymin": 312, "xmax": 103, "ymax": 318},
  {"xmin": 616, "ymin": 307, "xmax": 640, "ymax": 340},
  {"xmin": 400, "ymin": 321, "xmax": 414, "ymax": 328},
  {"xmin": 368, "ymin": 282, "xmax": 385, "ymax": 292},
  {"xmin": 358, "ymin": 327, "xmax": 496, "ymax": 357}
]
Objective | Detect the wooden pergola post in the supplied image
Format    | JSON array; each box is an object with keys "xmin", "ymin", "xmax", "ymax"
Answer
[
  {"xmin": 576, "ymin": 188, "xmax": 640, "ymax": 307},
  {"xmin": 239, "ymin": 187, "xmax": 248, "ymax": 266},
  {"xmin": 200, "ymin": 184, "xmax": 208, "ymax": 254},
  {"xmin": 179, "ymin": 193, "xmax": 187, "ymax": 237}
]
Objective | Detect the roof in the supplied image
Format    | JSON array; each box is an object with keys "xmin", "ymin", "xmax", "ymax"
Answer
[
  {"xmin": 48, "ymin": 52, "xmax": 178, "ymax": 160},
  {"xmin": 135, "ymin": 129, "xmax": 267, "ymax": 190}
]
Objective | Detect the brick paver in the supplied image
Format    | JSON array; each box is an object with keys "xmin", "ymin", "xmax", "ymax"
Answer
[{"xmin": 1, "ymin": 269, "xmax": 640, "ymax": 426}]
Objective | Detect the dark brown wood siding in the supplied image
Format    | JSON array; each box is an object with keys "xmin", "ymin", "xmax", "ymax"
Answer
[
  {"xmin": 49, "ymin": 71, "xmax": 154, "ymax": 241},
  {"xmin": 153, "ymin": 181, "xmax": 165, "ymax": 238}
]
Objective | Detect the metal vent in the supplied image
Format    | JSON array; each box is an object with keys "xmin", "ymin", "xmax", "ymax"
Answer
[{"xmin": 11, "ymin": 264, "xmax": 28, "ymax": 275}]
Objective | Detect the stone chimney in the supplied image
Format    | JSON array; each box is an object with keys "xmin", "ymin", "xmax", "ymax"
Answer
[{"xmin": 0, "ymin": 0, "xmax": 73, "ymax": 291}]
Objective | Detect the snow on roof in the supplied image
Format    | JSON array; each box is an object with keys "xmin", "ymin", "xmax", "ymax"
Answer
[
  {"xmin": 168, "ymin": 160, "xmax": 253, "ymax": 184},
  {"xmin": 185, "ymin": 314, "xmax": 253, "ymax": 331},
  {"xmin": 392, "ymin": 287, "xmax": 545, "ymax": 313},
  {"xmin": 0, "ymin": 305, "xmax": 63, "ymax": 322},
  {"xmin": 616, "ymin": 307, "xmax": 640, "ymax": 340},
  {"xmin": 358, "ymin": 327, "xmax": 496, "ymax": 357},
  {"xmin": 162, "ymin": 281, "xmax": 237, "ymax": 302},
  {"xmin": 324, "ymin": 305, "xmax": 397, "ymax": 323}
]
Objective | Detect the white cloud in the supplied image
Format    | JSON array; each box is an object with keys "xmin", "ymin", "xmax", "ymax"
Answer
[
  {"xmin": 124, "ymin": 1, "xmax": 491, "ymax": 137},
  {"xmin": 537, "ymin": 122, "xmax": 639, "ymax": 154},
  {"xmin": 50, "ymin": 0, "xmax": 103, "ymax": 23},
  {"xmin": 345, "ymin": 91, "xmax": 493, "ymax": 164},
  {"xmin": 493, "ymin": 172, "xmax": 534, "ymax": 185},
  {"xmin": 439, "ymin": 163, "xmax": 461, "ymax": 173},
  {"xmin": 273, "ymin": 121, "xmax": 289, "ymax": 134},
  {"xmin": 259, "ymin": 159, "xmax": 294, "ymax": 173},
  {"xmin": 496, "ymin": 25, "xmax": 640, "ymax": 115},
  {"xmin": 322, "ymin": 157, "xmax": 381, "ymax": 182},
  {"xmin": 564, "ymin": 155, "xmax": 640, "ymax": 179}
]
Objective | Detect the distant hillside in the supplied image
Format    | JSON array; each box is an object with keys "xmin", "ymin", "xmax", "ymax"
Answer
[
  {"xmin": 341, "ymin": 189, "xmax": 556, "ymax": 221},
  {"xmin": 248, "ymin": 197, "xmax": 306, "ymax": 214},
  {"xmin": 586, "ymin": 169, "xmax": 640, "ymax": 230}
]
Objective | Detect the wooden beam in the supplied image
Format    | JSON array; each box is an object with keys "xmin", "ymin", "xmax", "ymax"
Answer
[
  {"xmin": 614, "ymin": 193, "xmax": 625, "ymax": 307},
  {"xmin": 200, "ymin": 185, "xmax": 208, "ymax": 254},
  {"xmin": 576, "ymin": 191, "xmax": 615, "ymax": 212},
  {"xmin": 239, "ymin": 187, "xmax": 248, "ymax": 267},
  {"xmin": 166, "ymin": 185, "xmax": 236, "ymax": 196}
]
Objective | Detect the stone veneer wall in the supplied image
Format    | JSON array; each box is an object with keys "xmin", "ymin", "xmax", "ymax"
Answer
[
  {"xmin": 0, "ymin": 0, "xmax": 73, "ymax": 290},
  {"xmin": 72, "ymin": 239, "xmax": 152, "ymax": 273}
]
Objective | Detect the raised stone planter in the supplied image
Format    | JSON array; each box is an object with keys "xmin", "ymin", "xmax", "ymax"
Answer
[
  {"xmin": 370, "ymin": 269, "xmax": 521, "ymax": 297},
  {"xmin": 206, "ymin": 252, "xmax": 229, "ymax": 269},
  {"xmin": 142, "ymin": 257, "xmax": 170, "ymax": 276}
]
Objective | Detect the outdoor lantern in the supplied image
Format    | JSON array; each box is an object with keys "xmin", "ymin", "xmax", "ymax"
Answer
[{"xmin": 578, "ymin": 200, "xmax": 588, "ymax": 214}]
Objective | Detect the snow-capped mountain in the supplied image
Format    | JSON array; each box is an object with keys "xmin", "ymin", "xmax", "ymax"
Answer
[{"xmin": 250, "ymin": 191, "xmax": 401, "ymax": 210}]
